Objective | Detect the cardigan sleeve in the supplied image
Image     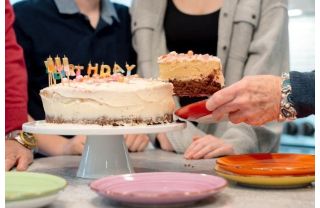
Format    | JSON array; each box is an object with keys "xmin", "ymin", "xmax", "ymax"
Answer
[
  {"xmin": 5, "ymin": 0, "xmax": 28, "ymax": 133},
  {"xmin": 290, "ymin": 71, "xmax": 315, "ymax": 118},
  {"xmin": 218, "ymin": 0, "xmax": 288, "ymax": 154}
]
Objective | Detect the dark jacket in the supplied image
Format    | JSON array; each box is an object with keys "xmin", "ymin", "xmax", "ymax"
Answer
[{"xmin": 290, "ymin": 71, "xmax": 315, "ymax": 117}]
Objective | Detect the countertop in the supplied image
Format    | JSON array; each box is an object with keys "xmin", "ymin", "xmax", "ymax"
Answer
[{"xmin": 28, "ymin": 150, "xmax": 315, "ymax": 208}]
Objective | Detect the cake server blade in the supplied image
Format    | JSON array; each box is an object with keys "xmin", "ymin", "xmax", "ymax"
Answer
[{"xmin": 175, "ymin": 100, "xmax": 228, "ymax": 123}]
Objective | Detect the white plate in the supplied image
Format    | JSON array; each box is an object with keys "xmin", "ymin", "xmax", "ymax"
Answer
[
  {"xmin": 23, "ymin": 120, "xmax": 186, "ymax": 135},
  {"xmin": 6, "ymin": 193, "xmax": 58, "ymax": 208}
]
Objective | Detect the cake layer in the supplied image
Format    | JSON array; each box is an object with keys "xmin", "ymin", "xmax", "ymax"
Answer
[
  {"xmin": 46, "ymin": 114, "xmax": 173, "ymax": 126},
  {"xmin": 169, "ymin": 75, "xmax": 222, "ymax": 97},
  {"xmin": 40, "ymin": 77, "xmax": 175, "ymax": 125},
  {"xmin": 158, "ymin": 51, "xmax": 224, "ymax": 85}
]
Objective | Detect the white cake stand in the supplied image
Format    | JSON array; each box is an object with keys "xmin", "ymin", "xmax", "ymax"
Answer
[{"xmin": 23, "ymin": 121, "xmax": 186, "ymax": 179}]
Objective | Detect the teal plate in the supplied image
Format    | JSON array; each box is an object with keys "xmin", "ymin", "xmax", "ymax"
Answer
[{"xmin": 6, "ymin": 172, "xmax": 67, "ymax": 202}]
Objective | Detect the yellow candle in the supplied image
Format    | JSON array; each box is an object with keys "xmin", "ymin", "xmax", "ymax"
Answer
[
  {"xmin": 100, "ymin": 64, "xmax": 111, "ymax": 77},
  {"xmin": 47, "ymin": 56, "xmax": 55, "ymax": 73}
]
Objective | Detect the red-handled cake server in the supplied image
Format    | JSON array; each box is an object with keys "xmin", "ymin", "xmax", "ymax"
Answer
[{"xmin": 175, "ymin": 100, "xmax": 227, "ymax": 123}]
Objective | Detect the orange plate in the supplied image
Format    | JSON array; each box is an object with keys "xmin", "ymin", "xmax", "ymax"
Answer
[{"xmin": 216, "ymin": 153, "xmax": 315, "ymax": 176}]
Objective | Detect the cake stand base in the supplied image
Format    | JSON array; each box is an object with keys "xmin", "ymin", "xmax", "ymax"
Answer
[
  {"xmin": 23, "ymin": 121, "xmax": 186, "ymax": 179},
  {"xmin": 77, "ymin": 135, "xmax": 134, "ymax": 179}
]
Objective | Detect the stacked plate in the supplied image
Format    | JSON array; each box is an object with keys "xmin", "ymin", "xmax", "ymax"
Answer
[
  {"xmin": 6, "ymin": 172, "xmax": 67, "ymax": 208},
  {"xmin": 90, "ymin": 172, "xmax": 227, "ymax": 205},
  {"xmin": 215, "ymin": 153, "xmax": 315, "ymax": 188}
]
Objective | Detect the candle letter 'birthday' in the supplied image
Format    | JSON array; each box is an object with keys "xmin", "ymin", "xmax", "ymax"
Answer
[
  {"xmin": 125, "ymin": 63, "xmax": 136, "ymax": 76},
  {"xmin": 47, "ymin": 56, "xmax": 56, "ymax": 85},
  {"xmin": 113, "ymin": 63, "xmax": 125, "ymax": 74},
  {"xmin": 87, "ymin": 62, "xmax": 99, "ymax": 76},
  {"xmin": 55, "ymin": 56, "xmax": 63, "ymax": 79},
  {"xmin": 62, "ymin": 56, "xmax": 70, "ymax": 79},
  {"xmin": 100, "ymin": 64, "xmax": 111, "ymax": 78},
  {"xmin": 68, "ymin": 64, "xmax": 76, "ymax": 76},
  {"xmin": 44, "ymin": 55, "xmax": 136, "ymax": 86},
  {"xmin": 74, "ymin": 65, "xmax": 84, "ymax": 77}
]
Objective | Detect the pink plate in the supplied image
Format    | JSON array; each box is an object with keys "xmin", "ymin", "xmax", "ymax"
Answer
[{"xmin": 90, "ymin": 172, "xmax": 227, "ymax": 205}]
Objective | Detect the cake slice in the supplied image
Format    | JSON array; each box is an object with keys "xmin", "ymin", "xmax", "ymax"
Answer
[{"xmin": 158, "ymin": 51, "xmax": 224, "ymax": 97}]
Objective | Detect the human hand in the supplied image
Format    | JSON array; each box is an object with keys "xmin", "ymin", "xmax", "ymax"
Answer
[
  {"xmin": 184, "ymin": 135, "xmax": 234, "ymax": 160},
  {"xmin": 156, "ymin": 133, "xmax": 174, "ymax": 152},
  {"xmin": 206, "ymin": 75, "xmax": 282, "ymax": 126},
  {"xmin": 5, "ymin": 140, "xmax": 33, "ymax": 171},
  {"xmin": 63, "ymin": 135, "xmax": 86, "ymax": 155},
  {"xmin": 124, "ymin": 134, "xmax": 149, "ymax": 152}
]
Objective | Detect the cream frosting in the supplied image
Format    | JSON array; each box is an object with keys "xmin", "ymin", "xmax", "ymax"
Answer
[
  {"xmin": 40, "ymin": 77, "xmax": 175, "ymax": 124},
  {"xmin": 157, "ymin": 51, "xmax": 221, "ymax": 64}
]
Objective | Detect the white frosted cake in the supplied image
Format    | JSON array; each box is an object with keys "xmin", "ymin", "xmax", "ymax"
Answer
[{"xmin": 40, "ymin": 75, "xmax": 175, "ymax": 126}]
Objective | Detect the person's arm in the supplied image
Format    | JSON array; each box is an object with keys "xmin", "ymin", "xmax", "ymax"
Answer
[
  {"xmin": 165, "ymin": 120, "xmax": 206, "ymax": 153},
  {"xmin": 161, "ymin": 97, "xmax": 206, "ymax": 154},
  {"xmin": 35, "ymin": 134, "xmax": 85, "ymax": 156},
  {"xmin": 206, "ymin": 72, "xmax": 315, "ymax": 126},
  {"xmin": 215, "ymin": 0, "xmax": 288, "ymax": 153},
  {"xmin": 207, "ymin": 75, "xmax": 282, "ymax": 125},
  {"xmin": 124, "ymin": 134, "xmax": 150, "ymax": 152},
  {"xmin": 27, "ymin": 116, "xmax": 85, "ymax": 156},
  {"xmin": 5, "ymin": 0, "xmax": 28, "ymax": 133},
  {"xmin": 5, "ymin": 0, "xmax": 32, "ymax": 171},
  {"xmin": 290, "ymin": 71, "xmax": 315, "ymax": 118}
]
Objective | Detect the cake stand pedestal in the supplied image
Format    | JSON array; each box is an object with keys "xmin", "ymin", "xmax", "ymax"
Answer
[{"xmin": 23, "ymin": 121, "xmax": 186, "ymax": 179}]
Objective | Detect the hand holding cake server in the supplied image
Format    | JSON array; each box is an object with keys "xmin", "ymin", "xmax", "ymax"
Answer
[{"xmin": 206, "ymin": 71, "xmax": 315, "ymax": 126}]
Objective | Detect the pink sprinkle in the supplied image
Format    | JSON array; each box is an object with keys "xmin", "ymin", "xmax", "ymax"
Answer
[
  {"xmin": 203, "ymin": 54, "xmax": 210, "ymax": 60},
  {"xmin": 76, "ymin": 75, "xmax": 83, "ymax": 82}
]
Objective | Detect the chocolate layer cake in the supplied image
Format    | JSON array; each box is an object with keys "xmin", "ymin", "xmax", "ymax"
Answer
[{"xmin": 158, "ymin": 51, "xmax": 224, "ymax": 97}]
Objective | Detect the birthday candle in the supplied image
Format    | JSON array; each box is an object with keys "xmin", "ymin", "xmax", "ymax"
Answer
[
  {"xmin": 55, "ymin": 56, "xmax": 62, "ymax": 67},
  {"xmin": 55, "ymin": 56, "xmax": 64, "ymax": 83},
  {"xmin": 47, "ymin": 56, "xmax": 55, "ymax": 73},
  {"xmin": 69, "ymin": 64, "xmax": 76, "ymax": 76},
  {"xmin": 125, "ymin": 63, "xmax": 136, "ymax": 76},
  {"xmin": 113, "ymin": 63, "xmax": 125, "ymax": 74},
  {"xmin": 62, "ymin": 56, "xmax": 69, "ymax": 65},
  {"xmin": 61, "ymin": 56, "xmax": 70, "ymax": 83},
  {"xmin": 100, "ymin": 64, "xmax": 111, "ymax": 78},
  {"xmin": 44, "ymin": 60, "xmax": 51, "ymax": 86},
  {"xmin": 74, "ymin": 65, "xmax": 84, "ymax": 76},
  {"xmin": 87, "ymin": 62, "xmax": 99, "ymax": 76},
  {"xmin": 61, "ymin": 70, "xmax": 66, "ymax": 78},
  {"xmin": 53, "ymin": 72, "xmax": 62, "ymax": 80},
  {"xmin": 47, "ymin": 56, "xmax": 57, "ymax": 85},
  {"xmin": 62, "ymin": 56, "xmax": 69, "ymax": 72}
]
